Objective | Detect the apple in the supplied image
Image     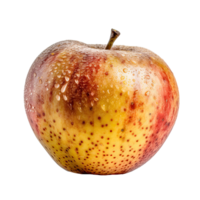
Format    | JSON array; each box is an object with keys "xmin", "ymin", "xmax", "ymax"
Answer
[{"xmin": 24, "ymin": 29, "xmax": 179, "ymax": 175}]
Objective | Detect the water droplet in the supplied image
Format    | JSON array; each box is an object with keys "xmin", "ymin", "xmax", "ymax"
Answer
[
  {"xmin": 62, "ymin": 70, "xmax": 66, "ymax": 75},
  {"xmin": 56, "ymin": 95, "xmax": 60, "ymax": 101},
  {"xmin": 39, "ymin": 79, "xmax": 42, "ymax": 84},
  {"xmin": 57, "ymin": 75, "xmax": 61, "ymax": 78},
  {"xmin": 63, "ymin": 95, "xmax": 68, "ymax": 101},
  {"xmin": 107, "ymin": 89, "xmax": 110, "ymax": 94},
  {"xmin": 46, "ymin": 88, "xmax": 49, "ymax": 91},
  {"xmin": 85, "ymin": 75, "xmax": 90, "ymax": 80},
  {"xmin": 65, "ymin": 77, "xmax": 69, "ymax": 82},
  {"xmin": 76, "ymin": 74, "xmax": 80, "ymax": 78},
  {"xmin": 57, "ymin": 63, "xmax": 61, "ymax": 66},
  {"xmin": 101, "ymin": 105, "xmax": 106, "ymax": 111},
  {"xmin": 145, "ymin": 75, "xmax": 150, "ymax": 79},
  {"xmin": 145, "ymin": 91, "xmax": 150, "ymax": 96},
  {"xmin": 94, "ymin": 98, "xmax": 99, "ymax": 101},
  {"xmin": 121, "ymin": 76, "xmax": 125, "ymax": 80},
  {"xmin": 34, "ymin": 73, "xmax": 37, "ymax": 77},
  {"xmin": 78, "ymin": 107, "xmax": 82, "ymax": 112},
  {"xmin": 91, "ymin": 92, "xmax": 94, "ymax": 96},
  {"xmin": 55, "ymin": 84, "xmax": 60, "ymax": 88},
  {"xmin": 123, "ymin": 68, "xmax": 128, "ymax": 73},
  {"xmin": 75, "ymin": 79, "xmax": 79, "ymax": 84},
  {"xmin": 29, "ymin": 104, "xmax": 32, "ymax": 109},
  {"xmin": 91, "ymin": 102, "xmax": 94, "ymax": 106},
  {"xmin": 61, "ymin": 83, "xmax": 68, "ymax": 93}
]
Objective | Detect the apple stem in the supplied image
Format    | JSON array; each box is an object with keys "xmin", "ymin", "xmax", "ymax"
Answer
[{"xmin": 105, "ymin": 29, "xmax": 120, "ymax": 50}]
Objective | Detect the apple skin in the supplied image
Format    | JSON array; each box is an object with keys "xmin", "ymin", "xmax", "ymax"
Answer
[{"xmin": 24, "ymin": 40, "xmax": 179, "ymax": 175}]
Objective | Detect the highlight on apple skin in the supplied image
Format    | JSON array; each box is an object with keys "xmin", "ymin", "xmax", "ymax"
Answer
[{"xmin": 24, "ymin": 29, "xmax": 179, "ymax": 175}]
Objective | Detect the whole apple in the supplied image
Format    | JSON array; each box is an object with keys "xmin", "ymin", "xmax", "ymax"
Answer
[{"xmin": 24, "ymin": 29, "xmax": 179, "ymax": 175}]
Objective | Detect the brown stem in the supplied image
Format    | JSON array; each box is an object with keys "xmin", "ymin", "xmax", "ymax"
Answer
[{"xmin": 105, "ymin": 29, "xmax": 120, "ymax": 50}]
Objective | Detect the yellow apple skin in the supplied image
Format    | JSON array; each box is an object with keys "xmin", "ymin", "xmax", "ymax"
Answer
[{"xmin": 24, "ymin": 41, "xmax": 179, "ymax": 175}]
